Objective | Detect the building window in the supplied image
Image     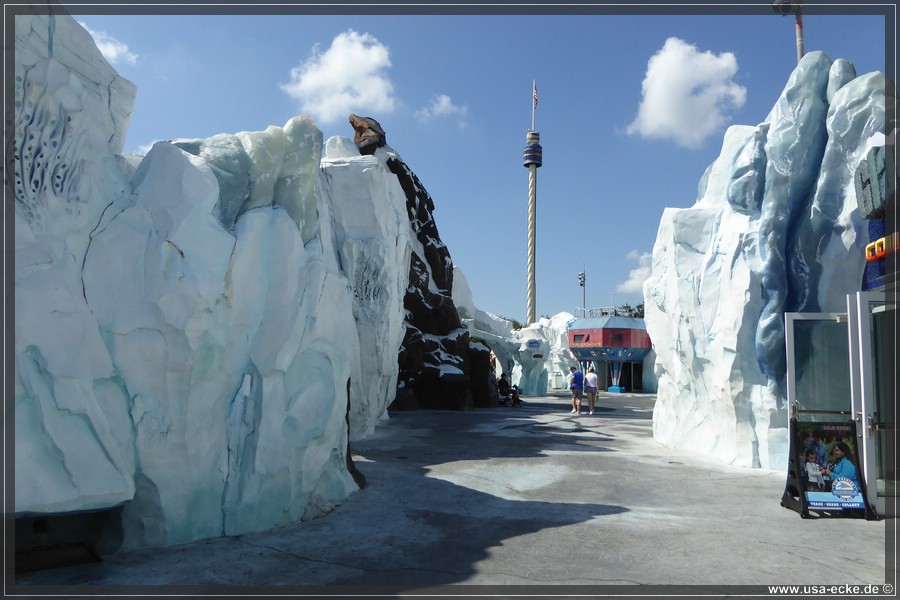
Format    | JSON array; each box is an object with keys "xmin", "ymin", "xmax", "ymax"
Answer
[
  {"xmin": 574, "ymin": 334, "xmax": 590, "ymax": 342},
  {"xmin": 611, "ymin": 333, "xmax": 624, "ymax": 343}
]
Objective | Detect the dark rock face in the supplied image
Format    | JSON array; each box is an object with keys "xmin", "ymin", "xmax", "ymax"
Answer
[
  {"xmin": 349, "ymin": 114, "xmax": 386, "ymax": 155},
  {"xmin": 384, "ymin": 155, "xmax": 475, "ymax": 411},
  {"xmin": 468, "ymin": 343, "xmax": 500, "ymax": 408},
  {"xmin": 343, "ymin": 115, "xmax": 495, "ymax": 411}
]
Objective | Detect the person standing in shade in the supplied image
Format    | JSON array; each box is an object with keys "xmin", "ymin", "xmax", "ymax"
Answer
[
  {"xmin": 568, "ymin": 365, "xmax": 584, "ymax": 414},
  {"xmin": 584, "ymin": 366, "xmax": 599, "ymax": 415}
]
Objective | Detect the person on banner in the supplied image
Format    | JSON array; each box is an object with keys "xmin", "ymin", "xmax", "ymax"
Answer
[
  {"xmin": 804, "ymin": 434, "xmax": 829, "ymax": 468},
  {"xmin": 822, "ymin": 441, "xmax": 860, "ymax": 488},
  {"xmin": 804, "ymin": 450, "xmax": 826, "ymax": 491},
  {"xmin": 568, "ymin": 365, "xmax": 584, "ymax": 414}
]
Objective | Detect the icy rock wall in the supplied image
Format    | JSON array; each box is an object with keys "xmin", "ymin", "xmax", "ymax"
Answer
[
  {"xmin": 453, "ymin": 268, "xmax": 575, "ymax": 394},
  {"xmin": 509, "ymin": 314, "xmax": 578, "ymax": 395},
  {"xmin": 14, "ymin": 13, "xmax": 410, "ymax": 548},
  {"xmin": 644, "ymin": 52, "xmax": 890, "ymax": 470},
  {"xmin": 14, "ymin": 13, "xmax": 139, "ymax": 515},
  {"xmin": 320, "ymin": 137, "xmax": 412, "ymax": 440},
  {"xmin": 541, "ymin": 312, "xmax": 580, "ymax": 388}
]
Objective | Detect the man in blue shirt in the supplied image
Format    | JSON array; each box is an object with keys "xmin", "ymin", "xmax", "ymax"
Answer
[{"xmin": 568, "ymin": 365, "xmax": 584, "ymax": 414}]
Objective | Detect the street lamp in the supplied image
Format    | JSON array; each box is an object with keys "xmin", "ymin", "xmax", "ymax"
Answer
[
  {"xmin": 771, "ymin": 1, "xmax": 804, "ymax": 64},
  {"xmin": 578, "ymin": 271, "xmax": 585, "ymax": 315}
]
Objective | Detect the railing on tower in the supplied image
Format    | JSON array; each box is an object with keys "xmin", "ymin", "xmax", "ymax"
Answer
[{"xmin": 574, "ymin": 306, "xmax": 619, "ymax": 318}]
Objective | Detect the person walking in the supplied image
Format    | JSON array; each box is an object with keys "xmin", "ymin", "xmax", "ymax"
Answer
[
  {"xmin": 584, "ymin": 366, "xmax": 599, "ymax": 415},
  {"xmin": 568, "ymin": 365, "xmax": 584, "ymax": 414}
]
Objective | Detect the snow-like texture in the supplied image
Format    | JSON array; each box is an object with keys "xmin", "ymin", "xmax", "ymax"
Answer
[
  {"xmin": 453, "ymin": 268, "xmax": 577, "ymax": 394},
  {"xmin": 644, "ymin": 52, "xmax": 890, "ymax": 470},
  {"xmin": 13, "ymin": 14, "xmax": 412, "ymax": 548},
  {"xmin": 15, "ymin": 13, "xmax": 139, "ymax": 517},
  {"xmin": 320, "ymin": 138, "xmax": 412, "ymax": 440},
  {"xmin": 539, "ymin": 312, "xmax": 581, "ymax": 388}
]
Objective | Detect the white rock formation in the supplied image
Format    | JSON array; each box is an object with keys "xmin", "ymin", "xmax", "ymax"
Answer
[
  {"xmin": 15, "ymin": 12, "xmax": 139, "ymax": 516},
  {"xmin": 644, "ymin": 52, "xmax": 891, "ymax": 471},
  {"xmin": 14, "ymin": 13, "xmax": 410, "ymax": 549},
  {"xmin": 542, "ymin": 312, "xmax": 581, "ymax": 388},
  {"xmin": 320, "ymin": 139, "xmax": 412, "ymax": 440},
  {"xmin": 453, "ymin": 268, "xmax": 577, "ymax": 394}
]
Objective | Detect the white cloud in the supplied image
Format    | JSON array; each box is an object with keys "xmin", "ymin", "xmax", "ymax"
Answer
[
  {"xmin": 626, "ymin": 37, "xmax": 746, "ymax": 149},
  {"xmin": 79, "ymin": 22, "xmax": 138, "ymax": 66},
  {"xmin": 414, "ymin": 94, "xmax": 468, "ymax": 127},
  {"xmin": 135, "ymin": 140, "xmax": 163, "ymax": 155},
  {"xmin": 281, "ymin": 29, "xmax": 396, "ymax": 125},
  {"xmin": 616, "ymin": 250, "xmax": 652, "ymax": 294}
]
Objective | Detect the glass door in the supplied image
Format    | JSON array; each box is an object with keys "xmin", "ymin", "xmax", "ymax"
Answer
[
  {"xmin": 785, "ymin": 311, "xmax": 873, "ymax": 515},
  {"xmin": 785, "ymin": 312, "xmax": 853, "ymax": 422}
]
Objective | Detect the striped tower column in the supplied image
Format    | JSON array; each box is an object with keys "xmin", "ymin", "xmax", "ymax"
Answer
[{"xmin": 523, "ymin": 131, "xmax": 542, "ymax": 325}]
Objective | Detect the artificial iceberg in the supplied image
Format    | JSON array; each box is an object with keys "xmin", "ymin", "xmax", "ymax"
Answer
[
  {"xmin": 13, "ymin": 12, "xmax": 444, "ymax": 550},
  {"xmin": 15, "ymin": 10, "xmax": 549, "ymax": 552},
  {"xmin": 644, "ymin": 51, "xmax": 893, "ymax": 470}
]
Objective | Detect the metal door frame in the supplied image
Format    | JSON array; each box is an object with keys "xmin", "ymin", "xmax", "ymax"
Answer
[
  {"xmin": 786, "ymin": 293, "xmax": 888, "ymax": 514},
  {"xmin": 785, "ymin": 311, "xmax": 849, "ymax": 420},
  {"xmin": 847, "ymin": 290, "xmax": 887, "ymax": 513}
]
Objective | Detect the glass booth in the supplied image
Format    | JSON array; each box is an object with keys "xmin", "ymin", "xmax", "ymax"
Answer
[{"xmin": 785, "ymin": 290, "xmax": 894, "ymax": 517}]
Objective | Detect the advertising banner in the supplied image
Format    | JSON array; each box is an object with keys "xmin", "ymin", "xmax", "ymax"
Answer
[{"xmin": 794, "ymin": 421, "xmax": 868, "ymax": 512}]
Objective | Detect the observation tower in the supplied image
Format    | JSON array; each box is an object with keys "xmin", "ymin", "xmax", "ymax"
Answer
[{"xmin": 523, "ymin": 81, "xmax": 542, "ymax": 325}]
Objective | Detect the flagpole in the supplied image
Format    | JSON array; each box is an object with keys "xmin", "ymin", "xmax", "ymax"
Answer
[{"xmin": 531, "ymin": 80, "xmax": 536, "ymax": 131}]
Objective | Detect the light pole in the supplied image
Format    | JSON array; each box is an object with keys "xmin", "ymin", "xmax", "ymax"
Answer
[
  {"xmin": 578, "ymin": 270, "xmax": 585, "ymax": 314},
  {"xmin": 771, "ymin": 1, "xmax": 804, "ymax": 64}
]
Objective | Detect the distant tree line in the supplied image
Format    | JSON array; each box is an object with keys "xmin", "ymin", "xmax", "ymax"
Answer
[{"xmin": 616, "ymin": 302, "xmax": 645, "ymax": 318}]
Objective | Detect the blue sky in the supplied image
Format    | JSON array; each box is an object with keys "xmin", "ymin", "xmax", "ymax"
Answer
[{"xmin": 73, "ymin": 4, "xmax": 890, "ymax": 323}]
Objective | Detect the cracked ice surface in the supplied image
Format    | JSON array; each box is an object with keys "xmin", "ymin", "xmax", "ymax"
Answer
[
  {"xmin": 15, "ymin": 13, "xmax": 138, "ymax": 515},
  {"xmin": 14, "ymin": 14, "xmax": 409, "ymax": 548},
  {"xmin": 644, "ymin": 52, "xmax": 890, "ymax": 470},
  {"xmin": 320, "ymin": 141, "xmax": 412, "ymax": 440}
]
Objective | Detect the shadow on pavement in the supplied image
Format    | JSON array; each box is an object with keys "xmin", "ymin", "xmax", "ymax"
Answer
[{"xmin": 14, "ymin": 395, "xmax": 637, "ymax": 592}]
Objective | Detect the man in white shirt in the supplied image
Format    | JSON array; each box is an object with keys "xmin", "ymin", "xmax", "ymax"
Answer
[{"xmin": 584, "ymin": 366, "xmax": 600, "ymax": 415}]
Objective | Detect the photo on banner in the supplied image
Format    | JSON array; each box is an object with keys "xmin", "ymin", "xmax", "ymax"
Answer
[{"xmin": 795, "ymin": 422, "xmax": 866, "ymax": 511}]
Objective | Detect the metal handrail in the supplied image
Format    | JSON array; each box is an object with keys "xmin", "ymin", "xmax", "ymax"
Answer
[{"xmin": 575, "ymin": 306, "xmax": 619, "ymax": 318}]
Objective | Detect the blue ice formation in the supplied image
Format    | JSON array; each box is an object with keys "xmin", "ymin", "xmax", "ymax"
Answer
[
  {"xmin": 14, "ymin": 13, "xmax": 410, "ymax": 549},
  {"xmin": 645, "ymin": 50, "xmax": 892, "ymax": 470}
]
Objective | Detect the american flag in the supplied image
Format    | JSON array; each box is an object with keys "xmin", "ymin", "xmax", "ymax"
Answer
[{"xmin": 533, "ymin": 84, "xmax": 538, "ymax": 109}]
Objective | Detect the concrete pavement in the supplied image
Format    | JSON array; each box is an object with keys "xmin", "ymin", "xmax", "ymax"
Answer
[{"xmin": 12, "ymin": 391, "xmax": 892, "ymax": 597}]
